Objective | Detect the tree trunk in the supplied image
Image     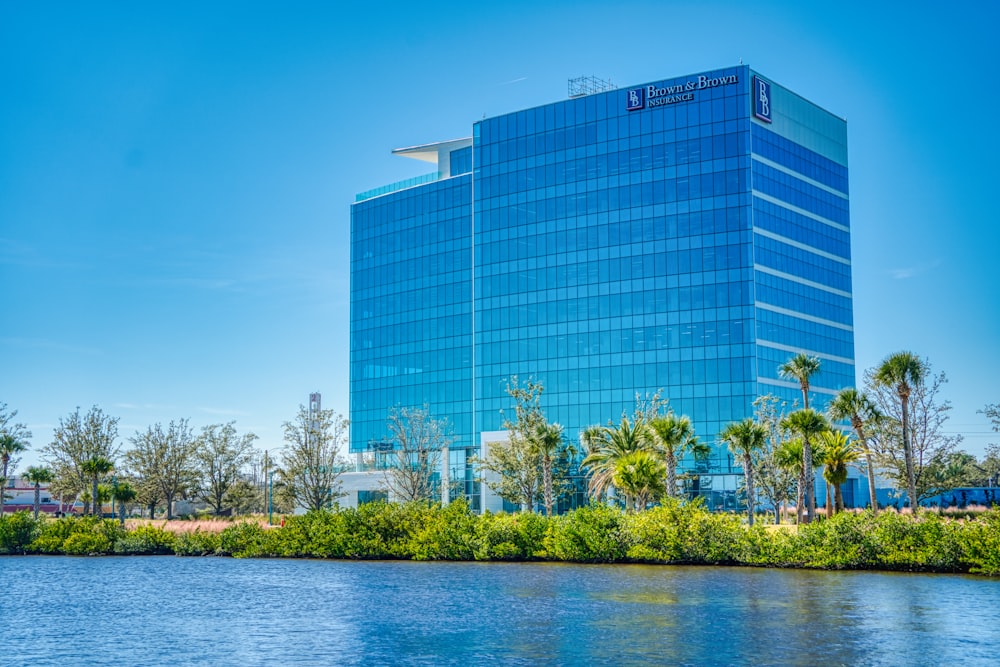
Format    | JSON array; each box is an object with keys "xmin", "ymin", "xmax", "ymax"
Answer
[
  {"xmin": 826, "ymin": 482, "xmax": 833, "ymax": 519},
  {"xmin": 802, "ymin": 436, "xmax": 815, "ymax": 523},
  {"xmin": 92, "ymin": 477, "xmax": 100, "ymax": 517},
  {"xmin": 665, "ymin": 450, "xmax": 677, "ymax": 499},
  {"xmin": 119, "ymin": 502, "xmax": 126, "ymax": 526},
  {"xmin": 744, "ymin": 453, "xmax": 755, "ymax": 527},
  {"xmin": 795, "ymin": 471, "xmax": 804, "ymax": 524},
  {"xmin": 901, "ymin": 396, "xmax": 917, "ymax": 511},
  {"xmin": 34, "ymin": 484, "xmax": 41, "ymax": 520},
  {"xmin": 834, "ymin": 483, "xmax": 844, "ymax": 513},
  {"xmin": 542, "ymin": 454, "xmax": 553, "ymax": 517}
]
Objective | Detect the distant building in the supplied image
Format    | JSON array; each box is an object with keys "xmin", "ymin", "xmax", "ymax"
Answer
[{"xmin": 350, "ymin": 66, "xmax": 857, "ymax": 511}]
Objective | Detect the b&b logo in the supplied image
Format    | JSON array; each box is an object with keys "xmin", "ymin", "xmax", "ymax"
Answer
[
  {"xmin": 626, "ymin": 87, "xmax": 645, "ymax": 111},
  {"xmin": 753, "ymin": 76, "xmax": 772, "ymax": 123}
]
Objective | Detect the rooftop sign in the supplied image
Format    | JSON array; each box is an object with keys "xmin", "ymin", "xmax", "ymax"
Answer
[{"xmin": 626, "ymin": 73, "xmax": 738, "ymax": 111}]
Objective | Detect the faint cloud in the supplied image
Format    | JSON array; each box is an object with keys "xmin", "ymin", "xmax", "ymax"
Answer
[
  {"xmin": 888, "ymin": 259, "xmax": 942, "ymax": 280},
  {"xmin": 113, "ymin": 403, "xmax": 176, "ymax": 411},
  {"xmin": 198, "ymin": 407, "xmax": 250, "ymax": 417},
  {"xmin": 499, "ymin": 76, "xmax": 527, "ymax": 85},
  {"xmin": 0, "ymin": 337, "xmax": 102, "ymax": 355}
]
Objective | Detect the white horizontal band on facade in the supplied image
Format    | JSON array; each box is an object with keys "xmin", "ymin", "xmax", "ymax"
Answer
[
  {"xmin": 755, "ymin": 265, "xmax": 853, "ymax": 298},
  {"xmin": 751, "ymin": 154, "xmax": 848, "ymax": 200},
  {"xmin": 756, "ymin": 339, "xmax": 856, "ymax": 366},
  {"xmin": 755, "ymin": 302, "xmax": 854, "ymax": 331},
  {"xmin": 752, "ymin": 191, "xmax": 850, "ymax": 234},
  {"xmin": 753, "ymin": 227, "xmax": 852, "ymax": 266},
  {"xmin": 757, "ymin": 376, "xmax": 839, "ymax": 396}
]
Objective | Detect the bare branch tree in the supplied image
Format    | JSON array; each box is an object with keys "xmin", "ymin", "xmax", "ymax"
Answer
[
  {"xmin": 381, "ymin": 406, "xmax": 453, "ymax": 504},
  {"xmin": 280, "ymin": 406, "xmax": 348, "ymax": 512},
  {"xmin": 125, "ymin": 419, "xmax": 198, "ymax": 520}
]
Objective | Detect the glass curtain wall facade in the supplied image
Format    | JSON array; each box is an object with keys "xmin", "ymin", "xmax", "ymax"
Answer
[{"xmin": 351, "ymin": 66, "xmax": 854, "ymax": 510}]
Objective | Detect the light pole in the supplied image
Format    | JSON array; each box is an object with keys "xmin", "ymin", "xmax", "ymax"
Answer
[{"xmin": 268, "ymin": 469, "xmax": 274, "ymax": 526}]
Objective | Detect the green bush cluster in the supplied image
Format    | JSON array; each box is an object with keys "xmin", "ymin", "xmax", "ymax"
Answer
[{"xmin": 2, "ymin": 504, "xmax": 999, "ymax": 576}]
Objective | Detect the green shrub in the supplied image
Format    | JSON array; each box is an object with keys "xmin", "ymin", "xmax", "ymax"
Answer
[
  {"xmin": 546, "ymin": 504, "xmax": 630, "ymax": 563},
  {"xmin": 62, "ymin": 532, "xmax": 112, "ymax": 555},
  {"xmin": 113, "ymin": 525, "xmax": 176, "ymax": 555},
  {"xmin": 472, "ymin": 511, "xmax": 549, "ymax": 560},
  {"xmin": 219, "ymin": 521, "xmax": 277, "ymax": 558},
  {"xmin": 409, "ymin": 499, "xmax": 477, "ymax": 561},
  {"xmin": 0, "ymin": 511, "xmax": 39, "ymax": 554},
  {"xmin": 173, "ymin": 529, "xmax": 222, "ymax": 556},
  {"xmin": 957, "ymin": 509, "xmax": 1000, "ymax": 575}
]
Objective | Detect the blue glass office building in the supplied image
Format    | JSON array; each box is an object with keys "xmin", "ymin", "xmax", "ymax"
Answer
[{"xmin": 351, "ymin": 66, "xmax": 854, "ymax": 509}]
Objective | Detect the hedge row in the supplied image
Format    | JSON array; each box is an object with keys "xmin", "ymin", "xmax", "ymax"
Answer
[{"xmin": 2, "ymin": 501, "xmax": 999, "ymax": 575}]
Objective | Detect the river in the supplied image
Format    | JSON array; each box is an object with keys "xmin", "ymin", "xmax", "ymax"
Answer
[{"xmin": 5, "ymin": 557, "xmax": 1000, "ymax": 665}]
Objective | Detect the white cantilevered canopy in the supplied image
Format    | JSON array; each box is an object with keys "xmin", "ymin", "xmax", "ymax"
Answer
[{"xmin": 392, "ymin": 137, "xmax": 472, "ymax": 178}]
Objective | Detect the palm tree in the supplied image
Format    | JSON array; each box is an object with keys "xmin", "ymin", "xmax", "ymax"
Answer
[
  {"xmin": 82, "ymin": 456, "xmax": 114, "ymax": 517},
  {"xmin": 873, "ymin": 351, "xmax": 926, "ymax": 510},
  {"xmin": 775, "ymin": 437, "xmax": 806, "ymax": 523},
  {"xmin": 1, "ymin": 433, "xmax": 28, "ymax": 516},
  {"xmin": 828, "ymin": 387, "xmax": 882, "ymax": 514},
  {"xmin": 24, "ymin": 466, "xmax": 54, "ymax": 520},
  {"xmin": 819, "ymin": 430, "xmax": 860, "ymax": 515},
  {"xmin": 781, "ymin": 409, "xmax": 829, "ymax": 523},
  {"xmin": 111, "ymin": 481, "xmax": 137, "ymax": 526},
  {"xmin": 535, "ymin": 421, "xmax": 566, "ymax": 517},
  {"xmin": 647, "ymin": 413, "xmax": 706, "ymax": 499},
  {"xmin": 720, "ymin": 418, "xmax": 767, "ymax": 526},
  {"xmin": 613, "ymin": 450, "xmax": 666, "ymax": 512},
  {"xmin": 778, "ymin": 353, "xmax": 821, "ymax": 410},
  {"xmin": 581, "ymin": 416, "xmax": 649, "ymax": 505}
]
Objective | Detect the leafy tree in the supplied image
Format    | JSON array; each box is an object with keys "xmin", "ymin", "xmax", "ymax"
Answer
[
  {"xmin": 382, "ymin": 406, "xmax": 453, "ymax": 504},
  {"xmin": 43, "ymin": 406, "xmax": 120, "ymax": 515},
  {"xmin": 647, "ymin": 413, "xmax": 705, "ymax": 499},
  {"xmin": 981, "ymin": 403, "xmax": 1000, "ymax": 435},
  {"xmin": 1, "ymin": 404, "xmax": 32, "ymax": 515},
  {"xmin": 581, "ymin": 415, "xmax": 648, "ymax": 505},
  {"xmin": 24, "ymin": 465, "xmax": 53, "ymax": 519},
  {"xmin": 778, "ymin": 353, "xmax": 821, "ymax": 410},
  {"xmin": 867, "ymin": 358, "xmax": 961, "ymax": 505},
  {"xmin": 613, "ymin": 450, "xmax": 666, "ymax": 511},
  {"xmin": 751, "ymin": 394, "xmax": 798, "ymax": 524},
  {"xmin": 126, "ymin": 420, "xmax": 198, "ymax": 520},
  {"xmin": 828, "ymin": 387, "xmax": 883, "ymax": 513},
  {"xmin": 872, "ymin": 351, "xmax": 926, "ymax": 507},
  {"xmin": 781, "ymin": 409, "xmax": 829, "ymax": 523},
  {"xmin": 535, "ymin": 421, "xmax": 576, "ymax": 516},
  {"xmin": 477, "ymin": 379, "xmax": 574, "ymax": 514},
  {"xmin": 819, "ymin": 431, "xmax": 860, "ymax": 515},
  {"xmin": 223, "ymin": 479, "xmax": 263, "ymax": 515},
  {"xmin": 280, "ymin": 405, "xmax": 348, "ymax": 512},
  {"xmin": 82, "ymin": 456, "xmax": 114, "ymax": 516},
  {"xmin": 111, "ymin": 480, "xmax": 137, "ymax": 525},
  {"xmin": 719, "ymin": 418, "xmax": 767, "ymax": 525},
  {"xmin": 195, "ymin": 422, "xmax": 258, "ymax": 515}
]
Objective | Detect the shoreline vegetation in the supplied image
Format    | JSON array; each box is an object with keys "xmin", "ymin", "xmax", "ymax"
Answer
[{"xmin": 2, "ymin": 500, "xmax": 999, "ymax": 576}]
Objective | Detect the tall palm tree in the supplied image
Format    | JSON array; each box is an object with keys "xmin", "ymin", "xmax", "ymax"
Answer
[
  {"xmin": 647, "ymin": 413, "xmax": 706, "ymax": 499},
  {"xmin": 82, "ymin": 456, "xmax": 114, "ymax": 517},
  {"xmin": 720, "ymin": 418, "xmax": 767, "ymax": 526},
  {"xmin": 828, "ymin": 387, "xmax": 882, "ymax": 514},
  {"xmin": 1, "ymin": 433, "xmax": 28, "ymax": 516},
  {"xmin": 819, "ymin": 430, "xmax": 860, "ymax": 515},
  {"xmin": 873, "ymin": 351, "xmax": 925, "ymax": 510},
  {"xmin": 111, "ymin": 481, "xmax": 137, "ymax": 526},
  {"xmin": 613, "ymin": 450, "xmax": 666, "ymax": 512},
  {"xmin": 581, "ymin": 416, "xmax": 648, "ymax": 505},
  {"xmin": 778, "ymin": 353, "xmax": 821, "ymax": 410},
  {"xmin": 535, "ymin": 421, "xmax": 566, "ymax": 517},
  {"xmin": 24, "ymin": 466, "xmax": 54, "ymax": 520},
  {"xmin": 781, "ymin": 409, "xmax": 829, "ymax": 523}
]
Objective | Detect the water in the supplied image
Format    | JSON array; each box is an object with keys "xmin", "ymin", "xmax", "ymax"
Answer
[{"xmin": 4, "ymin": 556, "xmax": 1000, "ymax": 665}]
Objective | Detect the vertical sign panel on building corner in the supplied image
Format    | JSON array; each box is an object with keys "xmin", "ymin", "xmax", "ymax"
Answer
[{"xmin": 753, "ymin": 76, "xmax": 772, "ymax": 123}]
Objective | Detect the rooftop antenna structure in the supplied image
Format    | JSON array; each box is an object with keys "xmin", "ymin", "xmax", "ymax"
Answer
[{"xmin": 568, "ymin": 75, "xmax": 616, "ymax": 98}]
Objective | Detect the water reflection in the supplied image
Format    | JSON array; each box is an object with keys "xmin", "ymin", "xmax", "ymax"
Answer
[{"xmin": 4, "ymin": 557, "xmax": 1000, "ymax": 665}]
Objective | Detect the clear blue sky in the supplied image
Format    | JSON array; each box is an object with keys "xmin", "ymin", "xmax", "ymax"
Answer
[{"xmin": 2, "ymin": 1, "xmax": 998, "ymax": 468}]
